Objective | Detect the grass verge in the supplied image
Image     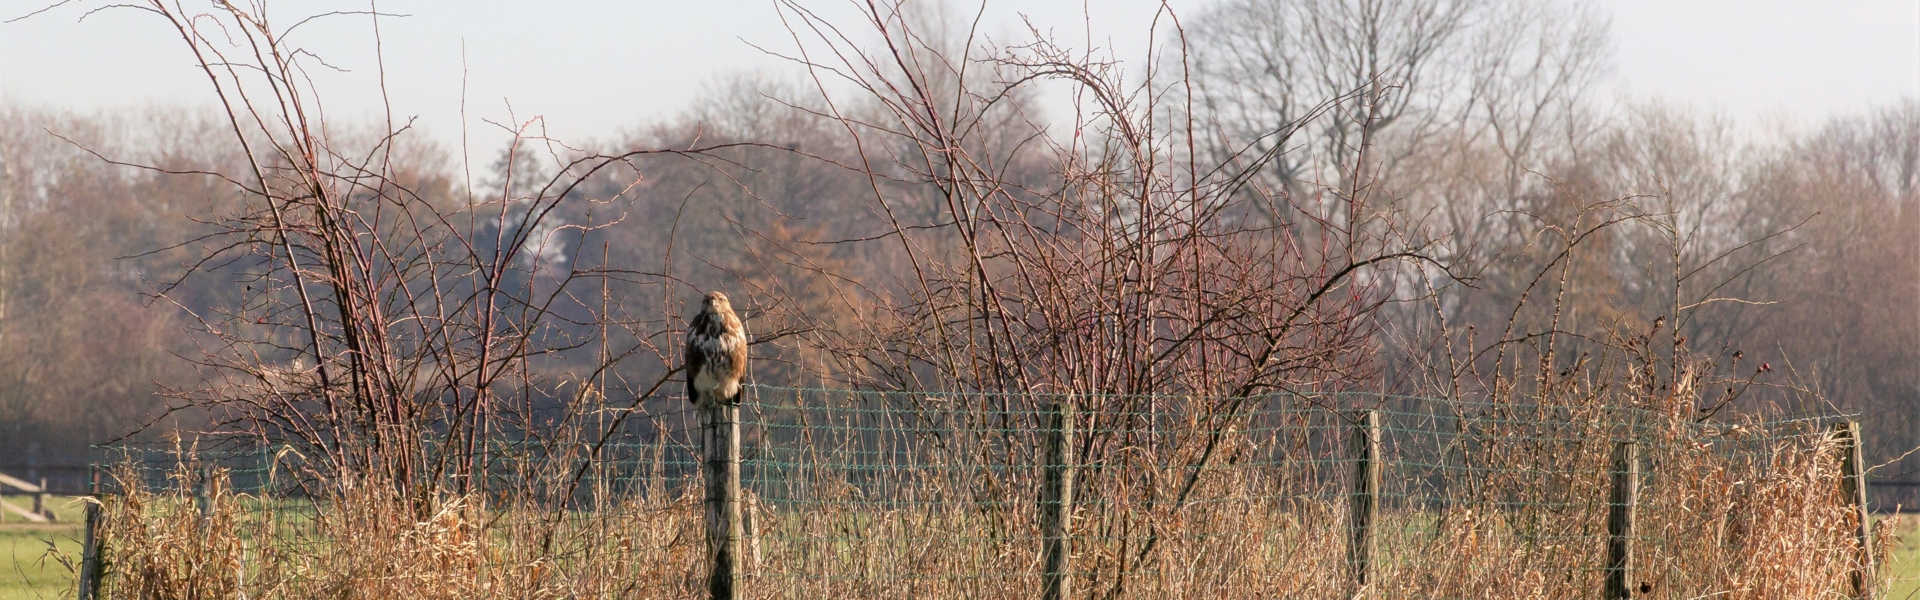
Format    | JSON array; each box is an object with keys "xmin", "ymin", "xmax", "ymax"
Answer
[
  {"xmin": 0, "ymin": 496, "xmax": 86, "ymax": 600},
  {"xmin": 1887, "ymin": 515, "xmax": 1920, "ymax": 599}
]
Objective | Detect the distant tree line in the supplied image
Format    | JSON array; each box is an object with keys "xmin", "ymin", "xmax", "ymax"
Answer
[{"xmin": 1, "ymin": 0, "xmax": 1916, "ymax": 491}]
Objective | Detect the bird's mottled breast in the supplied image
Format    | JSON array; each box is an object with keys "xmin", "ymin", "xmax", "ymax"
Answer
[
  {"xmin": 687, "ymin": 306, "xmax": 747, "ymax": 400},
  {"xmin": 691, "ymin": 312, "xmax": 745, "ymax": 351}
]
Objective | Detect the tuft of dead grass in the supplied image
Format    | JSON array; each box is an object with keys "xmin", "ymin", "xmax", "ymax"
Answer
[{"xmin": 90, "ymin": 393, "xmax": 1889, "ymax": 600}]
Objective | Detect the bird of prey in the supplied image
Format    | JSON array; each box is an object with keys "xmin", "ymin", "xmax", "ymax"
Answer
[{"xmin": 685, "ymin": 291, "xmax": 748, "ymax": 405}]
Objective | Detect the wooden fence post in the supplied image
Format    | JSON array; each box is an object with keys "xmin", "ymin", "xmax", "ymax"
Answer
[
  {"xmin": 1833, "ymin": 421, "xmax": 1874, "ymax": 598},
  {"xmin": 33, "ymin": 477, "xmax": 47, "ymax": 520},
  {"xmin": 1605, "ymin": 441, "xmax": 1638, "ymax": 600},
  {"xmin": 701, "ymin": 400, "xmax": 743, "ymax": 600},
  {"xmin": 80, "ymin": 469, "xmax": 101, "ymax": 600},
  {"xmin": 1347, "ymin": 409, "xmax": 1381, "ymax": 596},
  {"xmin": 1041, "ymin": 397, "xmax": 1076, "ymax": 600}
]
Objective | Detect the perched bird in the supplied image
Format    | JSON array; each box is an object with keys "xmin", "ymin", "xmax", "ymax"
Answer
[{"xmin": 685, "ymin": 291, "xmax": 748, "ymax": 406}]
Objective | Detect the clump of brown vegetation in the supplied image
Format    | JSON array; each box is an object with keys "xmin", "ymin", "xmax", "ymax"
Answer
[
  {"xmin": 91, "ymin": 375, "xmax": 1889, "ymax": 599},
  {"xmin": 96, "ymin": 442, "xmax": 711, "ymax": 598}
]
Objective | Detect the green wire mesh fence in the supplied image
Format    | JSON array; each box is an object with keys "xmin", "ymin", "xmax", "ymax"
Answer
[{"xmin": 90, "ymin": 385, "xmax": 1875, "ymax": 599}]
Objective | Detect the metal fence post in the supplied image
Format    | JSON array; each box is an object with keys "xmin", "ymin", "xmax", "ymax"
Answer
[
  {"xmin": 1605, "ymin": 441, "xmax": 1638, "ymax": 600},
  {"xmin": 1041, "ymin": 397, "xmax": 1076, "ymax": 600},
  {"xmin": 1833, "ymin": 421, "xmax": 1874, "ymax": 598},
  {"xmin": 702, "ymin": 400, "xmax": 743, "ymax": 599},
  {"xmin": 1347, "ymin": 409, "xmax": 1380, "ymax": 596}
]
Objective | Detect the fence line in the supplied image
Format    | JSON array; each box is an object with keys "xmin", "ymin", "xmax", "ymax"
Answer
[{"xmin": 85, "ymin": 385, "xmax": 1877, "ymax": 599}]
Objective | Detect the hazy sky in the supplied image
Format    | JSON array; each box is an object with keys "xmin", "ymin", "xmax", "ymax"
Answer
[{"xmin": 4, "ymin": 0, "xmax": 1917, "ymax": 159}]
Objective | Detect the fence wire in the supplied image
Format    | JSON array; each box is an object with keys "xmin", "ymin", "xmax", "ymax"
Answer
[{"xmin": 95, "ymin": 384, "xmax": 1873, "ymax": 599}]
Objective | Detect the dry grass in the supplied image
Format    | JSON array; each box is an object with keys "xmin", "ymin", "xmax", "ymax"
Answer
[{"xmin": 87, "ymin": 396, "xmax": 1889, "ymax": 600}]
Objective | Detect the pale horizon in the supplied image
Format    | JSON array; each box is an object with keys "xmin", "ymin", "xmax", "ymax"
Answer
[{"xmin": 5, "ymin": 0, "xmax": 1918, "ymax": 157}]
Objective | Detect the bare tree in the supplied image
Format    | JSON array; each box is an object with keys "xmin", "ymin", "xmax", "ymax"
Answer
[
  {"xmin": 1184, "ymin": 0, "xmax": 1608, "ymax": 221},
  {"xmin": 769, "ymin": 2, "xmax": 1454, "ymax": 590},
  {"xmin": 102, "ymin": 1, "xmax": 806, "ymax": 508}
]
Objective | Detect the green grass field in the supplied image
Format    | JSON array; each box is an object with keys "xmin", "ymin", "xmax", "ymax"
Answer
[
  {"xmin": 1888, "ymin": 516, "xmax": 1920, "ymax": 600},
  {"xmin": 0, "ymin": 497, "xmax": 86, "ymax": 600}
]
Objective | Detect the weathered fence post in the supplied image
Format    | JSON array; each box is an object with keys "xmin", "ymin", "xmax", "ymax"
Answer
[
  {"xmin": 33, "ymin": 477, "xmax": 47, "ymax": 520},
  {"xmin": 1605, "ymin": 441, "xmax": 1638, "ymax": 600},
  {"xmin": 701, "ymin": 400, "xmax": 744, "ymax": 599},
  {"xmin": 1833, "ymin": 421, "xmax": 1874, "ymax": 598},
  {"xmin": 80, "ymin": 469, "xmax": 101, "ymax": 600},
  {"xmin": 1347, "ymin": 409, "xmax": 1381, "ymax": 596},
  {"xmin": 1041, "ymin": 396, "xmax": 1076, "ymax": 600}
]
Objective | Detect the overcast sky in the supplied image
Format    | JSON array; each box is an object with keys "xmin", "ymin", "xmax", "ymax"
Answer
[{"xmin": 4, "ymin": 0, "xmax": 1917, "ymax": 160}]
